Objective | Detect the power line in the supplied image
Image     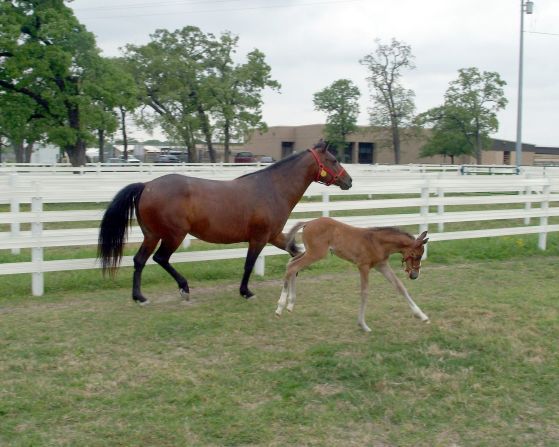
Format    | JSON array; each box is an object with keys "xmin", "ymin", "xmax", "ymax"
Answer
[
  {"xmin": 74, "ymin": 0, "xmax": 248, "ymax": 13},
  {"xmin": 525, "ymin": 31, "xmax": 559, "ymax": 37},
  {"xmin": 77, "ymin": 0, "xmax": 366, "ymax": 20}
]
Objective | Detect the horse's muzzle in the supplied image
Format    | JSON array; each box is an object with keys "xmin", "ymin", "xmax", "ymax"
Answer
[{"xmin": 339, "ymin": 175, "xmax": 352, "ymax": 190}]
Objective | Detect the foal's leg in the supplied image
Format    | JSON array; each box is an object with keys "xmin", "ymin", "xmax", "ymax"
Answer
[
  {"xmin": 375, "ymin": 262, "xmax": 429, "ymax": 322},
  {"xmin": 153, "ymin": 236, "xmax": 190, "ymax": 300},
  {"xmin": 357, "ymin": 265, "xmax": 372, "ymax": 332},
  {"xmin": 283, "ymin": 249, "xmax": 327, "ymax": 313},
  {"xmin": 132, "ymin": 235, "xmax": 160, "ymax": 305},
  {"xmin": 276, "ymin": 251, "xmax": 305, "ymax": 315}
]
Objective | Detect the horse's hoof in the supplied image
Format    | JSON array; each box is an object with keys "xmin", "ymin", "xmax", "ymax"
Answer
[
  {"xmin": 180, "ymin": 289, "xmax": 190, "ymax": 301},
  {"xmin": 241, "ymin": 291, "xmax": 255, "ymax": 299},
  {"xmin": 134, "ymin": 298, "xmax": 150, "ymax": 306}
]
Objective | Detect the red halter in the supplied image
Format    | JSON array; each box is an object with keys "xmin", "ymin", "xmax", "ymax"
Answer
[{"xmin": 309, "ymin": 148, "xmax": 346, "ymax": 186}]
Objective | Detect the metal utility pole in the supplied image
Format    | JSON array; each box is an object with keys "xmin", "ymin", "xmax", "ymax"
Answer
[{"xmin": 515, "ymin": 0, "xmax": 534, "ymax": 168}]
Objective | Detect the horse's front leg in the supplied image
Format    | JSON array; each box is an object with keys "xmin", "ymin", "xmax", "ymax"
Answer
[
  {"xmin": 375, "ymin": 262, "xmax": 429, "ymax": 323},
  {"xmin": 357, "ymin": 265, "xmax": 372, "ymax": 332},
  {"xmin": 240, "ymin": 240, "xmax": 267, "ymax": 299}
]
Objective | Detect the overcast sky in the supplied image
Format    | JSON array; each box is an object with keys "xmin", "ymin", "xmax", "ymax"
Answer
[{"xmin": 73, "ymin": 0, "xmax": 558, "ymax": 147}]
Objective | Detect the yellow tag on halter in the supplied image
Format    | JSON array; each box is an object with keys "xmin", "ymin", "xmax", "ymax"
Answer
[{"xmin": 320, "ymin": 169, "xmax": 327, "ymax": 177}]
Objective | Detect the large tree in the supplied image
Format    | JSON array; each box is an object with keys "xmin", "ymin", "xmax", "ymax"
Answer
[
  {"xmin": 313, "ymin": 79, "xmax": 360, "ymax": 160},
  {"xmin": 360, "ymin": 38, "xmax": 416, "ymax": 164},
  {"xmin": 417, "ymin": 68, "xmax": 507, "ymax": 164},
  {"xmin": 126, "ymin": 26, "xmax": 278, "ymax": 163},
  {"xmin": 210, "ymin": 35, "xmax": 280, "ymax": 163},
  {"xmin": 125, "ymin": 27, "xmax": 217, "ymax": 162},
  {"xmin": 0, "ymin": 0, "xmax": 126, "ymax": 166}
]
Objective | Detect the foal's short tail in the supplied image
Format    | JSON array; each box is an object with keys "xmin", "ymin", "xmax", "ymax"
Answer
[
  {"xmin": 97, "ymin": 182, "xmax": 145, "ymax": 277},
  {"xmin": 285, "ymin": 221, "xmax": 307, "ymax": 253}
]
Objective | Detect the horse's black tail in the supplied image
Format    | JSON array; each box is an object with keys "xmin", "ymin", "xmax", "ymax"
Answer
[{"xmin": 97, "ymin": 182, "xmax": 145, "ymax": 277}]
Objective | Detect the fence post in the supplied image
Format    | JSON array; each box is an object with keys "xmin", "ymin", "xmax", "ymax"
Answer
[
  {"xmin": 31, "ymin": 193, "xmax": 44, "ymax": 296},
  {"xmin": 255, "ymin": 255, "xmax": 265, "ymax": 276},
  {"xmin": 420, "ymin": 181, "xmax": 430, "ymax": 259},
  {"xmin": 437, "ymin": 186, "xmax": 444, "ymax": 233},
  {"xmin": 182, "ymin": 237, "xmax": 191, "ymax": 249},
  {"xmin": 9, "ymin": 173, "xmax": 21, "ymax": 255},
  {"xmin": 523, "ymin": 174, "xmax": 532, "ymax": 225},
  {"xmin": 538, "ymin": 183, "xmax": 550, "ymax": 250},
  {"xmin": 322, "ymin": 191, "xmax": 329, "ymax": 217}
]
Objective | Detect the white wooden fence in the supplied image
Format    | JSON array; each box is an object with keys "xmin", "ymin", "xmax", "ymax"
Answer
[{"xmin": 1, "ymin": 164, "xmax": 558, "ymax": 296}]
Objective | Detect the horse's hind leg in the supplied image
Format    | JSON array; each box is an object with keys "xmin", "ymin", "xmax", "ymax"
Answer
[
  {"xmin": 153, "ymin": 237, "xmax": 190, "ymax": 300},
  {"xmin": 133, "ymin": 235, "xmax": 159, "ymax": 305}
]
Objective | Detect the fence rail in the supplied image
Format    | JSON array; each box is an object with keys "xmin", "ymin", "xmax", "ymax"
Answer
[{"xmin": 1, "ymin": 165, "xmax": 558, "ymax": 296}]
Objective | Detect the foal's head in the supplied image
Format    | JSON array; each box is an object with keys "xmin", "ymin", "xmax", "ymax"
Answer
[{"xmin": 402, "ymin": 230, "xmax": 429, "ymax": 280}]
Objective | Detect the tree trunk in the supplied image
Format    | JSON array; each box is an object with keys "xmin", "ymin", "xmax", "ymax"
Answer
[
  {"xmin": 24, "ymin": 141, "xmax": 33, "ymax": 162},
  {"xmin": 475, "ymin": 131, "xmax": 482, "ymax": 164},
  {"xmin": 197, "ymin": 106, "xmax": 216, "ymax": 163},
  {"xmin": 66, "ymin": 102, "xmax": 87, "ymax": 166},
  {"xmin": 223, "ymin": 121, "xmax": 231, "ymax": 163},
  {"xmin": 182, "ymin": 128, "xmax": 197, "ymax": 163},
  {"xmin": 391, "ymin": 124, "xmax": 401, "ymax": 164},
  {"xmin": 13, "ymin": 141, "xmax": 24, "ymax": 163},
  {"xmin": 120, "ymin": 107, "xmax": 128, "ymax": 160},
  {"xmin": 98, "ymin": 129, "xmax": 105, "ymax": 163},
  {"xmin": 67, "ymin": 139, "xmax": 87, "ymax": 166}
]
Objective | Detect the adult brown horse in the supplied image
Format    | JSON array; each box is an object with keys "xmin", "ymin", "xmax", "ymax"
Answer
[{"xmin": 98, "ymin": 142, "xmax": 352, "ymax": 304}]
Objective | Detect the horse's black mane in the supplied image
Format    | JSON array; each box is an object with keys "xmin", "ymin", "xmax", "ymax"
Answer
[
  {"xmin": 367, "ymin": 226, "xmax": 415, "ymax": 240},
  {"xmin": 237, "ymin": 150, "xmax": 308, "ymax": 179}
]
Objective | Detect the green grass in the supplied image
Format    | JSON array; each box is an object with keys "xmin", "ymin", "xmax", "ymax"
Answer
[{"xmin": 1, "ymin": 237, "xmax": 559, "ymax": 445}]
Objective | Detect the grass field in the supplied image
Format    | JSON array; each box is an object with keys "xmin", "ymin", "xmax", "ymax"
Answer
[{"xmin": 1, "ymin": 235, "xmax": 559, "ymax": 446}]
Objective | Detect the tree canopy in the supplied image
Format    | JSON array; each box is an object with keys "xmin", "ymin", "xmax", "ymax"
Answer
[
  {"xmin": 416, "ymin": 67, "xmax": 507, "ymax": 164},
  {"xmin": 0, "ymin": 0, "xmax": 136, "ymax": 166},
  {"xmin": 313, "ymin": 79, "xmax": 360, "ymax": 160},
  {"xmin": 124, "ymin": 26, "xmax": 278, "ymax": 162},
  {"xmin": 360, "ymin": 38, "xmax": 416, "ymax": 164}
]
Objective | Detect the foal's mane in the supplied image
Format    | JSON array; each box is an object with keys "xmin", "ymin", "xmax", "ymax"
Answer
[
  {"xmin": 237, "ymin": 150, "xmax": 308, "ymax": 179},
  {"xmin": 366, "ymin": 226, "xmax": 415, "ymax": 241}
]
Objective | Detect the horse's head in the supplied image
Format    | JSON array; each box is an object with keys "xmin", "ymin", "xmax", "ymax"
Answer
[
  {"xmin": 402, "ymin": 230, "xmax": 428, "ymax": 280},
  {"xmin": 309, "ymin": 140, "xmax": 352, "ymax": 190}
]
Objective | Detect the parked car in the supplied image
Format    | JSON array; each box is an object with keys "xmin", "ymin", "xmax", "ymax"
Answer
[
  {"xmin": 154, "ymin": 154, "xmax": 181, "ymax": 163},
  {"xmin": 259, "ymin": 156, "xmax": 275, "ymax": 163},
  {"xmin": 234, "ymin": 151, "xmax": 256, "ymax": 163},
  {"xmin": 106, "ymin": 156, "xmax": 141, "ymax": 165}
]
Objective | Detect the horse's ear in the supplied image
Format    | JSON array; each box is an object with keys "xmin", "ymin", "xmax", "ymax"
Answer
[{"xmin": 314, "ymin": 139, "xmax": 327, "ymax": 152}]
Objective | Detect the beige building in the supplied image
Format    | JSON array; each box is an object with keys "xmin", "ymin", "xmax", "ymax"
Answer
[{"xmin": 241, "ymin": 124, "xmax": 538, "ymax": 165}]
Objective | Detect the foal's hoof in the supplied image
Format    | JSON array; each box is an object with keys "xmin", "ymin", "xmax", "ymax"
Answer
[{"xmin": 180, "ymin": 288, "xmax": 190, "ymax": 301}]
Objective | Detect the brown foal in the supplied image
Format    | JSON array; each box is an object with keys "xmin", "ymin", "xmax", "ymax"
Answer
[{"xmin": 275, "ymin": 217, "xmax": 430, "ymax": 332}]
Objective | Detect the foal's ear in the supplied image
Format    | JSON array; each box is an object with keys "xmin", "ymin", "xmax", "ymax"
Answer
[
  {"xmin": 416, "ymin": 230, "xmax": 428, "ymax": 246},
  {"xmin": 418, "ymin": 230, "xmax": 428, "ymax": 241}
]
